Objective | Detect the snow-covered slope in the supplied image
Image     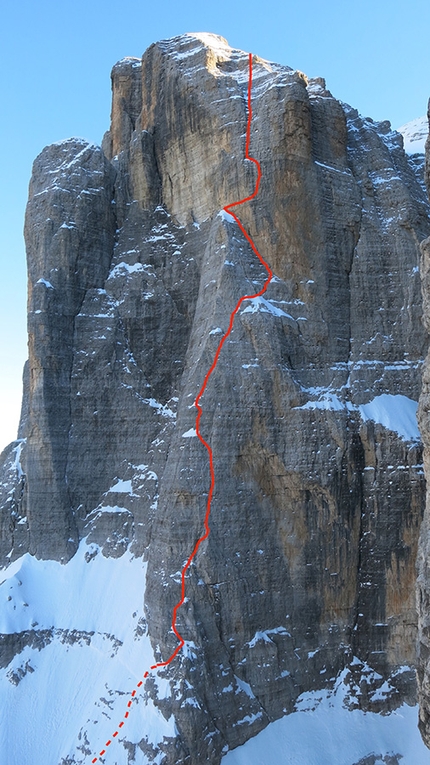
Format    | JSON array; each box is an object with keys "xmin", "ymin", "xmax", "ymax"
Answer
[
  {"xmin": 398, "ymin": 116, "xmax": 428, "ymax": 155},
  {"xmin": 0, "ymin": 543, "xmax": 177, "ymax": 764},
  {"xmin": 2, "ymin": 542, "xmax": 428, "ymax": 765},
  {"xmin": 222, "ymin": 679, "xmax": 429, "ymax": 765}
]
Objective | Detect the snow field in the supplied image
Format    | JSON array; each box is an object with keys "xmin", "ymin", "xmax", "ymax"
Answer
[
  {"xmin": 0, "ymin": 543, "xmax": 175, "ymax": 764},
  {"xmin": 222, "ymin": 672, "xmax": 429, "ymax": 765}
]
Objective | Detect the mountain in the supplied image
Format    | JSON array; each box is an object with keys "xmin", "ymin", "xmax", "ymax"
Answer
[
  {"xmin": 417, "ymin": 99, "xmax": 430, "ymax": 751},
  {"xmin": 1, "ymin": 33, "xmax": 430, "ymax": 765},
  {"xmin": 397, "ymin": 116, "xmax": 428, "ymax": 200},
  {"xmin": 398, "ymin": 116, "xmax": 428, "ymax": 155}
]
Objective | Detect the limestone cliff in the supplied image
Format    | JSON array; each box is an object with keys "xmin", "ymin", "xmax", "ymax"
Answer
[
  {"xmin": 1, "ymin": 33, "xmax": 430, "ymax": 764},
  {"xmin": 417, "ymin": 97, "xmax": 430, "ymax": 749}
]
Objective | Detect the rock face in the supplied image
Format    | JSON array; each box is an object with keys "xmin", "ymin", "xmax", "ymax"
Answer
[
  {"xmin": 1, "ymin": 33, "xmax": 430, "ymax": 764},
  {"xmin": 417, "ymin": 97, "xmax": 430, "ymax": 749},
  {"xmin": 426, "ymin": 99, "xmax": 430, "ymax": 197}
]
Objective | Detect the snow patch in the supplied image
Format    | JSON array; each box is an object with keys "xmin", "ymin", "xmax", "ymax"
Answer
[
  {"xmin": 398, "ymin": 115, "xmax": 428, "ymax": 155},
  {"xmin": 222, "ymin": 671, "xmax": 429, "ymax": 765},
  {"xmin": 142, "ymin": 398, "xmax": 176, "ymax": 419},
  {"xmin": 299, "ymin": 393, "xmax": 352, "ymax": 412},
  {"xmin": 359, "ymin": 394, "xmax": 419, "ymax": 442},
  {"xmin": 234, "ymin": 675, "xmax": 255, "ymax": 699},
  {"xmin": 12, "ymin": 440, "xmax": 25, "ymax": 479},
  {"xmin": 247, "ymin": 626, "xmax": 291, "ymax": 648},
  {"xmin": 314, "ymin": 160, "xmax": 351, "ymax": 176},
  {"xmin": 107, "ymin": 479, "xmax": 133, "ymax": 494},
  {"xmin": 219, "ymin": 209, "xmax": 235, "ymax": 223},
  {"xmin": 241, "ymin": 296, "xmax": 294, "ymax": 320},
  {"xmin": 90, "ymin": 505, "xmax": 132, "ymax": 520},
  {"xmin": 235, "ymin": 711, "xmax": 263, "ymax": 726},
  {"xmin": 296, "ymin": 393, "xmax": 420, "ymax": 443},
  {"xmin": 108, "ymin": 261, "xmax": 151, "ymax": 279},
  {"xmin": 182, "ymin": 428, "xmax": 197, "ymax": 438}
]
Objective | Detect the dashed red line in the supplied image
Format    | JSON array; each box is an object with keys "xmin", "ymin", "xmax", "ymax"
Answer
[{"xmin": 89, "ymin": 50, "xmax": 271, "ymax": 763}]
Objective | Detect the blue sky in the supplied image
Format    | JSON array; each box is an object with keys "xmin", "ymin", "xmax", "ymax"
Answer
[{"xmin": 0, "ymin": 0, "xmax": 429, "ymax": 450}]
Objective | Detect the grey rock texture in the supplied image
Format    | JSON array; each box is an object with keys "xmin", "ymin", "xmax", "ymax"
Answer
[
  {"xmin": 417, "ymin": 99, "xmax": 430, "ymax": 751},
  {"xmin": 23, "ymin": 139, "xmax": 117, "ymax": 562},
  {"xmin": 426, "ymin": 99, "xmax": 430, "ymax": 197},
  {"xmin": 1, "ymin": 32, "xmax": 430, "ymax": 763}
]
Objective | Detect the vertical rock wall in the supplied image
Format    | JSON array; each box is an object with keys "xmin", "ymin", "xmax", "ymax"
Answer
[
  {"xmin": 24, "ymin": 141, "xmax": 117, "ymax": 561},
  {"xmin": 417, "ymin": 97, "xmax": 430, "ymax": 749},
  {"xmin": 1, "ymin": 33, "xmax": 429, "ymax": 763}
]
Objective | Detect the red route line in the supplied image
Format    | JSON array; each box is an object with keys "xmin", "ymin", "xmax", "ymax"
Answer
[{"xmin": 90, "ymin": 51, "xmax": 272, "ymax": 764}]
